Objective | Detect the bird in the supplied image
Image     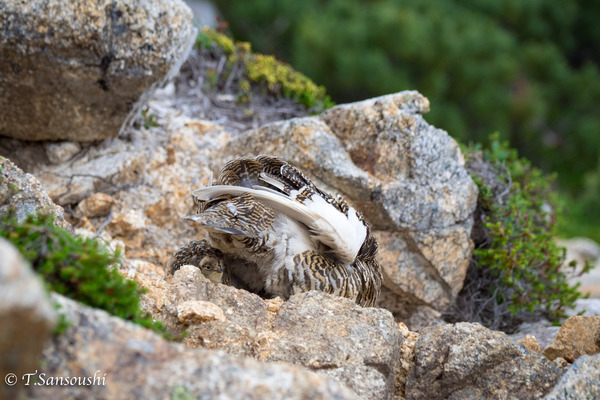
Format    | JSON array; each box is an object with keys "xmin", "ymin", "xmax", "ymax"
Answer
[
  {"xmin": 167, "ymin": 239, "xmax": 226, "ymax": 284},
  {"xmin": 176, "ymin": 155, "xmax": 382, "ymax": 307}
]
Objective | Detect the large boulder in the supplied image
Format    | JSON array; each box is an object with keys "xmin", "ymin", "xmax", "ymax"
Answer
[
  {"xmin": 0, "ymin": 0, "xmax": 196, "ymax": 141},
  {"xmin": 142, "ymin": 265, "xmax": 404, "ymax": 399},
  {"xmin": 220, "ymin": 91, "xmax": 478, "ymax": 318},
  {"xmin": 405, "ymin": 322, "xmax": 563, "ymax": 399},
  {"xmin": 0, "ymin": 238, "xmax": 56, "ymax": 400},
  {"xmin": 25, "ymin": 293, "xmax": 359, "ymax": 400}
]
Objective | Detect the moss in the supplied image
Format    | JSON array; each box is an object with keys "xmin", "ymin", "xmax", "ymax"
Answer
[
  {"xmin": 445, "ymin": 134, "xmax": 593, "ymax": 332},
  {"xmin": 196, "ymin": 27, "xmax": 334, "ymax": 113},
  {"xmin": 172, "ymin": 385, "xmax": 196, "ymax": 400},
  {"xmin": 0, "ymin": 211, "xmax": 169, "ymax": 338}
]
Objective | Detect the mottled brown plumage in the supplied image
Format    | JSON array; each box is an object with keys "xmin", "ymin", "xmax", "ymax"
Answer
[
  {"xmin": 176, "ymin": 155, "xmax": 382, "ymax": 307},
  {"xmin": 167, "ymin": 239, "xmax": 226, "ymax": 284}
]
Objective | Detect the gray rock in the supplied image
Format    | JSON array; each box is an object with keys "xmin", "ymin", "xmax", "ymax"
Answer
[
  {"xmin": 510, "ymin": 322, "xmax": 561, "ymax": 352},
  {"xmin": 25, "ymin": 293, "xmax": 359, "ymax": 400},
  {"xmin": 267, "ymin": 291, "xmax": 403, "ymax": 400},
  {"xmin": 44, "ymin": 142, "xmax": 82, "ymax": 164},
  {"xmin": 0, "ymin": 238, "xmax": 56, "ymax": 400},
  {"xmin": 568, "ymin": 298, "xmax": 600, "ymax": 317},
  {"xmin": 163, "ymin": 265, "xmax": 272, "ymax": 357},
  {"xmin": 543, "ymin": 354, "xmax": 600, "ymax": 400},
  {"xmin": 145, "ymin": 267, "xmax": 403, "ymax": 399},
  {"xmin": 0, "ymin": 156, "xmax": 71, "ymax": 230},
  {"xmin": 405, "ymin": 322, "xmax": 564, "ymax": 400},
  {"xmin": 0, "ymin": 0, "xmax": 196, "ymax": 141},
  {"xmin": 220, "ymin": 91, "xmax": 478, "ymax": 316}
]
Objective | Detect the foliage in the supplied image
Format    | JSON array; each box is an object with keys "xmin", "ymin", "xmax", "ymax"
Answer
[
  {"xmin": 216, "ymin": 0, "xmax": 600, "ymax": 196},
  {"xmin": 141, "ymin": 108, "xmax": 159, "ymax": 129},
  {"xmin": 558, "ymin": 158, "xmax": 600, "ymax": 243},
  {"xmin": 0, "ymin": 211, "xmax": 169, "ymax": 337},
  {"xmin": 196, "ymin": 27, "xmax": 334, "ymax": 112},
  {"xmin": 445, "ymin": 134, "xmax": 592, "ymax": 332}
]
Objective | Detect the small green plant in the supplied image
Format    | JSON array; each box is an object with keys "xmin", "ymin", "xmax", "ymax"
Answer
[
  {"xmin": 0, "ymin": 211, "xmax": 168, "ymax": 337},
  {"xmin": 141, "ymin": 108, "xmax": 159, "ymax": 129},
  {"xmin": 445, "ymin": 133, "xmax": 592, "ymax": 332},
  {"xmin": 52, "ymin": 303, "xmax": 71, "ymax": 335},
  {"xmin": 196, "ymin": 27, "xmax": 334, "ymax": 113}
]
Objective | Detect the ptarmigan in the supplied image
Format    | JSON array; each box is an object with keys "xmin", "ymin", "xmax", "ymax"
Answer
[
  {"xmin": 167, "ymin": 239, "xmax": 226, "ymax": 284},
  {"xmin": 171, "ymin": 155, "xmax": 382, "ymax": 307}
]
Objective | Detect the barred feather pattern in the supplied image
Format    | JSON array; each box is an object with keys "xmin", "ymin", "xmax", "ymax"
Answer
[
  {"xmin": 176, "ymin": 155, "xmax": 382, "ymax": 307},
  {"xmin": 167, "ymin": 239, "xmax": 227, "ymax": 285}
]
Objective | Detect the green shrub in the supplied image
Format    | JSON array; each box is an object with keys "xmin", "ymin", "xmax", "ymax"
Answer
[
  {"xmin": 196, "ymin": 27, "xmax": 334, "ymax": 112},
  {"xmin": 216, "ymin": 0, "xmax": 600, "ymax": 195},
  {"xmin": 0, "ymin": 211, "xmax": 168, "ymax": 337},
  {"xmin": 558, "ymin": 158, "xmax": 600, "ymax": 243},
  {"xmin": 445, "ymin": 134, "xmax": 592, "ymax": 332}
]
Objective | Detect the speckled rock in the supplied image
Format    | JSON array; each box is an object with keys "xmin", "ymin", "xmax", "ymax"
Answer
[
  {"xmin": 0, "ymin": 157, "xmax": 71, "ymax": 230},
  {"xmin": 44, "ymin": 141, "xmax": 82, "ymax": 164},
  {"xmin": 108, "ymin": 210, "xmax": 146, "ymax": 236},
  {"xmin": 221, "ymin": 91, "xmax": 478, "ymax": 317},
  {"xmin": 543, "ymin": 316, "xmax": 600, "ymax": 362},
  {"xmin": 543, "ymin": 354, "xmax": 600, "ymax": 400},
  {"xmin": 25, "ymin": 293, "xmax": 359, "ymax": 400},
  {"xmin": 519, "ymin": 335, "xmax": 542, "ymax": 353},
  {"xmin": 0, "ymin": 238, "xmax": 56, "ymax": 400},
  {"xmin": 405, "ymin": 322, "xmax": 563, "ymax": 400},
  {"xmin": 177, "ymin": 300, "xmax": 226, "ymax": 323},
  {"xmin": 136, "ymin": 266, "xmax": 404, "ymax": 399},
  {"xmin": 0, "ymin": 0, "xmax": 196, "ymax": 141},
  {"xmin": 74, "ymin": 192, "xmax": 115, "ymax": 218},
  {"xmin": 510, "ymin": 322, "xmax": 561, "ymax": 352},
  {"xmin": 152, "ymin": 265, "xmax": 272, "ymax": 357},
  {"xmin": 265, "ymin": 291, "xmax": 403, "ymax": 400}
]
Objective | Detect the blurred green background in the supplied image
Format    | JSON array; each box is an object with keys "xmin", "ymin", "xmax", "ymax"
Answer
[{"xmin": 212, "ymin": 0, "xmax": 600, "ymax": 241}]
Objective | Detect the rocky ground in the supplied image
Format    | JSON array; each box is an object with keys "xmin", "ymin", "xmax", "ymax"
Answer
[{"xmin": 1, "ymin": 0, "xmax": 600, "ymax": 399}]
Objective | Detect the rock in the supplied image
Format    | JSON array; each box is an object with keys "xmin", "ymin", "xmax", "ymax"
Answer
[
  {"xmin": 396, "ymin": 322, "xmax": 420, "ymax": 398},
  {"xmin": 25, "ymin": 293, "xmax": 359, "ymax": 400},
  {"xmin": 220, "ymin": 92, "xmax": 478, "ymax": 317},
  {"xmin": 108, "ymin": 210, "xmax": 146, "ymax": 237},
  {"xmin": 543, "ymin": 354, "xmax": 600, "ymax": 400},
  {"xmin": 74, "ymin": 192, "xmax": 115, "ymax": 218},
  {"xmin": 265, "ymin": 296, "xmax": 284, "ymax": 313},
  {"xmin": 44, "ymin": 142, "xmax": 82, "ymax": 164},
  {"xmin": 552, "ymin": 357, "xmax": 571, "ymax": 369},
  {"xmin": 557, "ymin": 237, "xmax": 600, "ymax": 265},
  {"xmin": 157, "ymin": 265, "xmax": 272, "ymax": 357},
  {"xmin": 0, "ymin": 157, "xmax": 71, "ymax": 230},
  {"xmin": 405, "ymin": 322, "xmax": 563, "ymax": 400},
  {"xmin": 511, "ymin": 321, "xmax": 561, "ymax": 352},
  {"xmin": 0, "ymin": 238, "xmax": 57, "ymax": 400},
  {"xmin": 568, "ymin": 298, "xmax": 600, "ymax": 317},
  {"xmin": 557, "ymin": 237, "xmax": 600, "ymax": 298},
  {"xmin": 519, "ymin": 335, "xmax": 542, "ymax": 353},
  {"xmin": 0, "ymin": 0, "xmax": 196, "ymax": 141},
  {"xmin": 177, "ymin": 300, "xmax": 226, "ymax": 323},
  {"xmin": 138, "ymin": 266, "xmax": 404, "ymax": 399},
  {"xmin": 542, "ymin": 316, "xmax": 600, "ymax": 362},
  {"xmin": 265, "ymin": 291, "xmax": 403, "ymax": 400}
]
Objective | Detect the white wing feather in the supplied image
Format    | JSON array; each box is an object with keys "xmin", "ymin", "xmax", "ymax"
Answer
[{"xmin": 192, "ymin": 185, "xmax": 366, "ymax": 263}]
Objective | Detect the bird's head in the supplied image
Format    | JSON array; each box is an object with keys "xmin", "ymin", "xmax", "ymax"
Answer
[{"xmin": 198, "ymin": 255, "xmax": 225, "ymax": 284}]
